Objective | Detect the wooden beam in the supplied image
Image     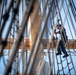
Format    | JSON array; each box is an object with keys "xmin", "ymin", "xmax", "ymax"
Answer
[
  {"xmin": 0, "ymin": 38, "xmax": 76, "ymax": 50},
  {"xmin": 29, "ymin": 0, "xmax": 40, "ymax": 43}
]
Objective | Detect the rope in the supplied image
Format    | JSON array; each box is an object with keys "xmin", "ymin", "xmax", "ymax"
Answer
[
  {"xmin": 0, "ymin": 0, "xmax": 5, "ymax": 27},
  {"xmin": 0, "ymin": 0, "xmax": 76, "ymax": 75},
  {"xmin": 54, "ymin": 0, "xmax": 76, "ymax": 75},
  {"xmin": 0, "ymin": 0, "xmax": 13, "ymax": 38},
  {"xmin": 65, "ymin": 0, "xmax": 76, "ymax": 74},
  {"xmin": 63, "ymin": 0, "xmax": 76, "ymax": 57},
  {"xmin": 68, "ymin": 0, "xmax": 76, "ymax": 21},
  {"xmin": 26, "ymin": 1, "xmax": 53, "ymax": 74},
  {"xmin": 0, "ymin": 0, "xmax": 20, "ymax": 57},
  {"xmin": 24, "ymin": 1, "xmax": 48, "ymax": 74},
  {"xmin": 9, "ymin": 2, "xmax": 20, "ymax": 74},
  {"xmin": 62, "ymin": 1, "xmax": 74, "ymax": 39},
  {"xmin": 65, "ymin": 0, "xmax": 76, "ymax": 37}
]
